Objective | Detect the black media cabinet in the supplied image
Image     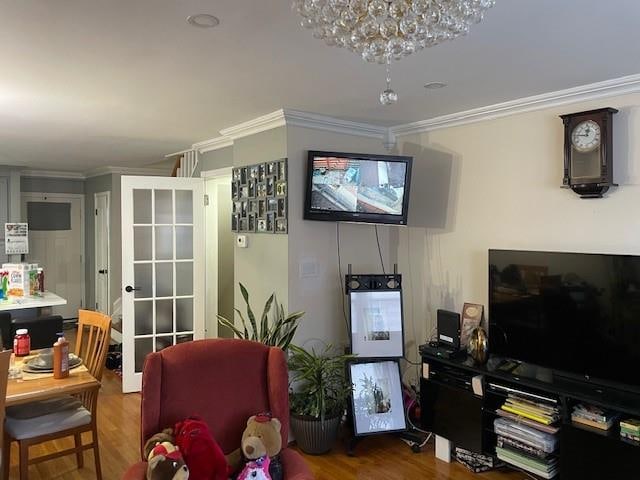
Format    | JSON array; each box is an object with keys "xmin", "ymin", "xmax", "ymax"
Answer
[{"xmin": 420, "ymin": 350, "xmax": 640, "ymax": 479}]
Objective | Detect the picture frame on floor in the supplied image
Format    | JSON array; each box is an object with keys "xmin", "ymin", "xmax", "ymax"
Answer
[{"xmin": 349, "ymin": 359, "xmax": 407, "ymax": 436}]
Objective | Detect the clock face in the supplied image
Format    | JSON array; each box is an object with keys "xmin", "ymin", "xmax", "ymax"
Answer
[{"xmin": 571, "ymin": 120, "xmax": 601, "ymax": 153}]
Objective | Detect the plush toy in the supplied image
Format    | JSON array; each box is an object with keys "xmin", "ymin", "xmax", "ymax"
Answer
[
  {"xmin": 144, "ymin": 429, "xmax": 176, "ymax": 459},
  {"xmin": 146, "ymin": 441, "xmax": 189, "ymax": 480},
  {"xmin": 237, "ymin": 457, "xmax": 271, "ymax": 480},
  {"xmin": 238, "ymin": 413, "xmax": 283, "ymax": 480},
  {"xmin": 174, "ymin": 417, "xmax": 229, "ymax": 480}
]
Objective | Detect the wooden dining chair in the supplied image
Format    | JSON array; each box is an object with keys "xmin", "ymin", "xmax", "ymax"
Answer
[
  {"xmin": 2, "ymin": 310, "xmax": 111, "ymax": 480},
  {"xmin": 0, "ymin": 350, "xmax": 12, "ymax": 447}
]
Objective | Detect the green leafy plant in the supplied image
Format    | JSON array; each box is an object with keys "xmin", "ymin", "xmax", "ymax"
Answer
[
  {"xmin": 288, "ymin": 344, "xmax": 355, "ymax": 421},
  {"xmin": 216, "ymin": 283, "xmax": 304, "ymax": 350}
]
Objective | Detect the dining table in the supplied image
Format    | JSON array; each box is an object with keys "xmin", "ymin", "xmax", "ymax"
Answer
[{"xmin": 5, "ymin": 350, "xmax": 100, "ymax": 407}]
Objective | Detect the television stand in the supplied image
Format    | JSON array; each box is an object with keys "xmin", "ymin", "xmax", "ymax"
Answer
[{"xmin": 420, "ymin": 348, "xmax": 640, "ymax": 479}]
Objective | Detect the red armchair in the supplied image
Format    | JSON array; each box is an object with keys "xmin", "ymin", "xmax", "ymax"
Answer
[{"xmin": 122, "ymin": 339, "xmax": 313, "ymax": 480}]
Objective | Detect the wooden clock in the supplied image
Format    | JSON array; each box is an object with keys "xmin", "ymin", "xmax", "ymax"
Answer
[{"xmin": 560, "ymin": 107, "xmax": 618, "ymax": 198}]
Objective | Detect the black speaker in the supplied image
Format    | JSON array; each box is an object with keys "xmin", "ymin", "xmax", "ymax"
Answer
[
  {"xmin": 345, "ymin": 274, "xmax": 402, "ymax": 293},
  {"xmin": 437, "ymin": 309, "xmax": 461, "ymax": 350}
]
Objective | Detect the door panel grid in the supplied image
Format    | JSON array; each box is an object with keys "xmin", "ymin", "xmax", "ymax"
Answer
[
  {"xmin": 122, "ymin": 176, "xmax": 203, "ymax": 392},
  {"xmin": 132, "ymin": 188, "xmax": 194, "ymax": 372}
]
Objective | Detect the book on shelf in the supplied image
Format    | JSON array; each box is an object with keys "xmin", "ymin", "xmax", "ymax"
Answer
[
  {"xmin": 620, "ymin": 431, "xmax": 640, "ymax": 443},
  {"xmin": 571, "ymin": 414, "xmax": 616, "ymax": 431},
  {"xmin": 496, "ymin": 447, "xmax": 558, "ymax": 479},
  {"xmin": 501, "ymin": 404, "xmax": 556, "ymax": 425},
  {"xmin": 495, "ymin": 409, "xmax": 560, "ymax": 434},
  {"xmin": 572, "ymin": 404, "xmax": 618, "ymax": 423},
  {"xmin": 620, "ymin": 418, "xmax": 640, "ymax": 434}
]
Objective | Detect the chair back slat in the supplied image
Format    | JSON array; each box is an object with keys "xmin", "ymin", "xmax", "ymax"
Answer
[{"xmin": 75, "ymin": 310, "xmax": 111, "ymax": 382}]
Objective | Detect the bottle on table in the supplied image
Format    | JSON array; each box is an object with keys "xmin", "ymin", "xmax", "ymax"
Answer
[
  {"xmin": 13, "ymin": 329, "xmax": 30, "ymax": 357},
  {"xmin": 53, "ymin": 332, "xmax": 70, "ymax": 379}
]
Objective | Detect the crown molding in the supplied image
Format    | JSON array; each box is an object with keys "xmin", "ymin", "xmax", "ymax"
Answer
[
  {"xmin": 391, "ymin": 73, "xmax": 640, "ymax": 137},
  {"xmin": 283, "ymin": 108, "xmax": 388, "ymax": 139},
  {"xmin": 85, "ymin": 166, "xmax": 169, "ymax": 178},
  {"xmin": 184, "ymin": 108, "xmax": 388, "ymax": 156},
  {"xmin": 219, "ymin": 109, "xmax": 287, "ymax": 140},
  {"xmin": 193, "ymin": 136, "xmax": 234, "ymax": 153},
  {"xmin": 20, "ymin": 169, "xmax": 85, "ymax": 180}
]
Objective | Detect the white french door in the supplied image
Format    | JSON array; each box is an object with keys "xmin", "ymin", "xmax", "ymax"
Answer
[{"xmin": 121, "ymin": 176, "xmax": 205, "ymax": 393}]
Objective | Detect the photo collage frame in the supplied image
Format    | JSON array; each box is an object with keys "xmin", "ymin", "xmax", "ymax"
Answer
[{"xmin": 232, "ymin": 158, "xmax": 288, "ymax": 234}]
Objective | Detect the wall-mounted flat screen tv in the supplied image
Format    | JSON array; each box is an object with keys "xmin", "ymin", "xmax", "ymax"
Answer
[
  {"xmin": 304, "ymin": 151, "xmax": 412, "ymax": 225},
  {"xmin": 489, "ymin": 249, "xmax": 640, "ymax": 389}
]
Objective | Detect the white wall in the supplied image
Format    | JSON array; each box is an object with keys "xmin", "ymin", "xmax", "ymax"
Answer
[
  {"xmin": 287, "ymin": 126, "xmax": 398, "ymax": 350},
  {"xmin": 395, "ymin": 92, "xmax": 640, "ymax": 362}
]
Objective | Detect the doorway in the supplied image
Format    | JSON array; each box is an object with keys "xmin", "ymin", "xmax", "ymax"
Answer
[
  {"xmin": 21, "ymin": 192, "xmax": 85, "ymax": 319},
  {"xmin": 94, "ymin": 191, "xmax": 110, "ymax": 314},
  {"xmin": 203, "ymin": 168, "xmax": 234, "ymax": 338}
]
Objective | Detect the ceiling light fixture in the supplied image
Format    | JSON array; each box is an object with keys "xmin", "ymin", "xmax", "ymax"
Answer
[
  {"xmin": 293, "ymin": 0, "xmax": 495, "ymax": 105},
  {"xmin": 424, "ymin": 82, "xmax": 447, "ymax": 90},
  {"xmin": 187, "ymin": 14, "xmax": 220, "ymax": 28}
]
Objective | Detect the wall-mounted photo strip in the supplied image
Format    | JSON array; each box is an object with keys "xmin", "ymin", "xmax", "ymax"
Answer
[
  {"xmin": 349, "ymin": 360, "xmax": 407, "ymax": 436},
  {"xmin": 232, "ymin": 158, "xmax": 288, "ymax": 234}
]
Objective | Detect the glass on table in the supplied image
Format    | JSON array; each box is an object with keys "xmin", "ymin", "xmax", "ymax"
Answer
[{"xmin": 8, "ymin": 354, "xmax": 22, "ymax": 379}]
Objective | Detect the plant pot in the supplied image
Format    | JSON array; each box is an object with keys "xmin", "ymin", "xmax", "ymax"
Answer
[{"xmin": 290, "ymin": 413, "xmax": 341, "ymax": 455}]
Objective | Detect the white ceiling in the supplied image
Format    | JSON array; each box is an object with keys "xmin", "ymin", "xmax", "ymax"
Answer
[{"xmin": 2, "ymin": 0, "xmax": 640, "ymax": 171}]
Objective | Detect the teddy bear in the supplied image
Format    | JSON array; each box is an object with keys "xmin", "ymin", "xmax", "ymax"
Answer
[
  {"xmin": 232, "ymin": 413, "xmax": 283, "ymax": 480},
  {"xmin": 146, "ymin": 441, "xmax": 189, "ymax": 480}
]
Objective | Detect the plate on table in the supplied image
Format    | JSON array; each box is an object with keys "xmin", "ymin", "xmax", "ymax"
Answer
[{"xmin": 23, "ymin": 352, "xmax": 82, "ymax": 373}]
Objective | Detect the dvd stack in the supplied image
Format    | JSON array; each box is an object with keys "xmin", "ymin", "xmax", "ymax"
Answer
[
  {"xmin": 571, "ymin": 404, "xmax": 620, "ymax": 431},
  {"xmin": 454, "ymin": 447, "xmax": 504, "ymax": 474},
  {"xmin": 619, "ymin": 418, "xmax": 640, "ymax": 443},
  {"xmin": 494, "ymin": 393, "xmax": 561, "ymax": 479}
]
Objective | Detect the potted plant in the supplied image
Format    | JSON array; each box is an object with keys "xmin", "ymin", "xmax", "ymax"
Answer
[
  {"xmin": 217, "ymin": 283, "xmax": 304, "ymax": 350},
  {"xmin": 288, "ymin": 344, "xmax": 354, "ymax": 455}
]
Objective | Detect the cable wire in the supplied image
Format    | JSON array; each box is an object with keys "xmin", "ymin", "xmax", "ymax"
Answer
[
  {"xmin": 336, "ymin": 222, "xmax": 349, "ymax": 334},
  {"xmin": 374, "ymin": 224, "xmax": 386, "ymax": 275}
]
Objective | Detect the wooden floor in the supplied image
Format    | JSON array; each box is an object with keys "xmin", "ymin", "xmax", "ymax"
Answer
[{"xmin": 4, "ymin": 370, "xmax": 526, "ymax": 480}]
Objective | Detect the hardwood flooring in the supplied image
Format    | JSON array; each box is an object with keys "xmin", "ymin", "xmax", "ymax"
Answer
[{"xmin": 4, "ymin": 371, "xmax": 526, "ymax": 480}]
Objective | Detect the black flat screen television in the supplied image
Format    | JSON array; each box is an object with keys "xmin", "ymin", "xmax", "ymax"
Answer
[
  {"xmin": 304, "ymin": 151, "xmax": 412, "ymax": 225},
  {"xmin": 489, "ymin": 249, "xmax": 640, "ymax": 388}
]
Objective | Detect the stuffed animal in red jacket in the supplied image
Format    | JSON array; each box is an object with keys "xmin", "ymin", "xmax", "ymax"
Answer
[{"xmin": 174, "ymin": 417, "xmax": 228, "ymax": 480}]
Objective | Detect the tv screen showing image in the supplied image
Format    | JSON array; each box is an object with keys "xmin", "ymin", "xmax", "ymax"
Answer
[{"xmin": 304, "ymin": 151, "xmax": 412, "ymax": 225}]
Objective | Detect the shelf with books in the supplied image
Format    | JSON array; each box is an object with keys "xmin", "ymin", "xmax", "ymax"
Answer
[{"xmin": 489, "ymin": 383, "xmax": 561, "ymax": 479}]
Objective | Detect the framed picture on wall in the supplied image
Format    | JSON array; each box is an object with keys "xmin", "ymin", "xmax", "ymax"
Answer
[
  {"xmin": 349, "ymin": 360, "xmax": 407, "ymax": 436},
  {"xmin": 349, "ymin": 289, "xmax": 404, "ymax": 358}
]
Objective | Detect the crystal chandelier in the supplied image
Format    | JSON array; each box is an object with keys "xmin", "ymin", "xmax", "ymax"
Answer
[{"xmin": 293, "ymin": 0, "xmax": 496, "ymax": 104}]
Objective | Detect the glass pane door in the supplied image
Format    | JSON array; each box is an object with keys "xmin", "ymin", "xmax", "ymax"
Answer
[{"xmin": 121, "ymin": 176, "xmax": 204, "ymax": 393}]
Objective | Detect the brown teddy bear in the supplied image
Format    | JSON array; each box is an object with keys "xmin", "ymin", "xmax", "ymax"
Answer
[{"xmin": 230, "ymin": 413, "xmax": 283, "ymax": 480}]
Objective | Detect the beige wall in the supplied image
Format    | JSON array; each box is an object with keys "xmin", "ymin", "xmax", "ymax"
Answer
[
  {"xmin": 232, "ymin": 127, "xmax": 289, "ymax": 315},
  {"xmin": 395, "ymin": 92, "xmax": 640, "ymax": 362},
  {"xmin": 196, "ymin": 146, "xmax": 233, "ymax": 176},
  {"xmin": 287, "ymin": 126, "xmax": 398, "ymax": 349}
]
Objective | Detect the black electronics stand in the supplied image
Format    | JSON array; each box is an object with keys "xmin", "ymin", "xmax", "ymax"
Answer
[{"xmin": 344, "ymin": 264, "xmax": 431, "ymax": 456}]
